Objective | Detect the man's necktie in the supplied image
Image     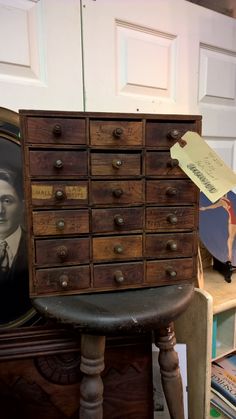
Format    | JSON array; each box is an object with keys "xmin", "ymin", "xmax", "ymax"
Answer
[{"xmin": 0, "ymin": 241, "xmax": 9, "ymax": 272}]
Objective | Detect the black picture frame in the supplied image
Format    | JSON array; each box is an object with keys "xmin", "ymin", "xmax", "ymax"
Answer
[{"xmin": 0, "ymin": 107, "xmax": 40, "ymax": 328}]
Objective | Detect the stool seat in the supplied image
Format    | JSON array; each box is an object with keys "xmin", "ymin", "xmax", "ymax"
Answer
[{"xmin": 32, "ymin": 283, "xmax": 194, "ymax": 335}]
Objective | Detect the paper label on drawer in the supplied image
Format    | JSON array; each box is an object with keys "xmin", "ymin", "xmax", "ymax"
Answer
[
  {"xmin": 65, "ymin": 185, "xmax": 87, "ymax": 200},
  {"xmin": 32, "ymin": 185, "xmax": 87, "ymax": 200},
  {"xmin": 32, "ymin": 185, "xmax": 53, "ymax": 199},
  {"xmin": 170, "ymin": 131, "xmax": 236, "ymax": 203}
]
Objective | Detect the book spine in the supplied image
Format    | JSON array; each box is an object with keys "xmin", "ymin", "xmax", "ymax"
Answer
[
  {"xmin": 212, "ymin": 316, "xmax": 217, "ymax": 359},
  {"xmin": 211, "ymin": 370, "xmax": 236, "ymax": 407}
]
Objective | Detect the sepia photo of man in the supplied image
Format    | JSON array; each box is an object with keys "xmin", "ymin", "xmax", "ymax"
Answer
[{"xmin": 0, "ymin": 138, "xmax": 31, "ymax": 325}]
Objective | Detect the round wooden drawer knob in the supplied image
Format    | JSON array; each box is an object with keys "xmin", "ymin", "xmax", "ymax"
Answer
[
  {"xmin": 59, "ymin": 274, "xmax": 69, "ymax": 289},
  {"xmin": 167, "ymin": 214, "xmax": 178, "ymax": 224},
  {"xmin": 52, "ymin": 124, "xmax": 62, "ymax": 137},
  {"xmin": 112, "ymin": 159, "xmax": 123, "ymax": 169},
  {"xmin": 113, "ymin": 127, "xmax": 123, "ymax": 138},
  {"xmin": 57, "ymin": 246, "xmax": 68, "ymax": 260},
  {"xmin": 166, "ymin": 268, "xmax": 177, "ymax": 278},
  {"xmin": 114, "ymin": 244, "xmax": 124, "ymax": 254},
  {"xmin": 168, "ymin": 129, "xmax": 180, "ymax": 140},
  {"xmin": 113, "ymin": 188, "xmax": 124, "ymax": 198},
  {"xmin": 54, "ymin": 159, "xmax": 63, "ymax": 169},
  {"xmin": 166, "ymin": 187, "xmax": 178, "ymax": 196},
  {"xmin": 55, "ymin": 189, "xmax": 66, "ymax": 200},
  {"xmin": 114, "ymin": 214, "xmax": 125, "ymax": 226},
  {"xmin": 167, "ymin": 158, "xmax": 179, "ymax": 168},
  {"xmin": 166, "ymin": 240, "xmax": 178, "ymax": 251},
  {"xmin": 114, "ymin": 270, "xmax": 125, "ymax": 283},
  {"xmin": 56, "ymin": 219, "xmax": 65, "ymax": 230}
]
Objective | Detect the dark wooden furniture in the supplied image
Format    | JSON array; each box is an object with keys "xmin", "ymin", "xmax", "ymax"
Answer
[
  {"xmin": 19, "ymin": 111, "xmax": 201, "ymax": 297},
  {"xmin": 33, "ymin": 284, "xmax": 194, "ymax": 419},
  {"xmin": 18, "ymin": 111, "xmax": 201, "ymax": 418},
  {"xmin": 0, "ymin": 325, "xmax": 155, "ymax": 419}
]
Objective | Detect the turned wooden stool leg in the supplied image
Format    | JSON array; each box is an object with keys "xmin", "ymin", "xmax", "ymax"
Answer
[
  {"xmin": 155, "ymin": 323, "xmax": 185, "ymax": 419},
  {"xmin": 80, "ymin": 334, "xmax": 106, "ymax": 419}
]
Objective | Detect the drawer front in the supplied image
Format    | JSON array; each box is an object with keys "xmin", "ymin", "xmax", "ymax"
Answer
[
  {"xmin": 91, "ymin": 152, "xmax": 141, "ymax": 176},
  {"xmin": 26, "ymin": 117, "xmax": 86, "ymax": 144},
  {"xmin": 91, "ymin": 180, "xmax": 144, "ymax": 205},
  {"xmin": 92, "ymin": 207, "xmax": 143, "ymax": 233},
  {"xmin": 145, "ymin": 232, "xmax": 196, "ymax": 258},
  {"xmin": 29, "ymin": 150, "xmax": 87, "ymax": 177},
  {"xmin": 146, "ymin": 207, "xmax": 196, "ymax": 231},
  {"xmin": 146, "ymin": 258, "xmax": 194, "ymax": 285},
  {"xmin": 31, "ymin": 181, "xmax": 88, "ymax": 207},
  {"xmin": 146, "ymin": 121, "xmax": 197, "ymax": 148},
  {"xmin": 33, "ymin": 209, "xmax": 89, "ymax": 236},
  {"xmin": 93, "ymin": 262, "xmax": 144, "ymax": 288},
  {"xmin": 90, "ymin": 120, "xmax": 143, "ymax": 147},
  {"xmin": 93, "ymin": 235, "xmax": 143, "ymax": 261},
  {"xmin": 146, "ymin": 151, "xmax": 186, "ymax": 177},
  {"xmin": 35, "ymin": 237, "xmax": 90, "ymax": 266},
  {"xmin": 34, "ymin": 265, "xmax": 90, "ymax": 295},
  {"xmin": 146, "ymin": 180, "xmax": 198, "ymax": 205}
]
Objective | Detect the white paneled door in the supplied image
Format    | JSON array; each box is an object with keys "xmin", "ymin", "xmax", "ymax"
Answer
[
  {"xmin": 0, "ymin": 0, "xmax": 84, "ymax": 112},
  {"xmin": 81, "ymin": 3, "xmax": 236, "ymax": 417},
  {"xmin": 81, "ymin": 0, "xmax": 236, "ymax": 170}
]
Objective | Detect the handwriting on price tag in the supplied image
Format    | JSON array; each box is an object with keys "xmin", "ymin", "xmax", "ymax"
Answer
[{"xmin": 170, "ymin": 131, "xmax": 236, "ymax": 202}]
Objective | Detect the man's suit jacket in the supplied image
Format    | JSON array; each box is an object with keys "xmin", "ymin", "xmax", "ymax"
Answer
[{"xmin": 0, "ymin": 229, "xmax": 32, "ymax": 325}]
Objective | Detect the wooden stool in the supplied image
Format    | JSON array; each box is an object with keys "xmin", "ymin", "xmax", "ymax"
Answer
[{"xmin": 32, "ymin": 283, "xmax": 194, "ymax": 419}]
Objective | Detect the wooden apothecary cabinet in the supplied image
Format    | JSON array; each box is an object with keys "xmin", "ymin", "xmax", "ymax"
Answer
[{"xmin": 19, "ymin": 111, "xmax": 201, "ymax": 297}]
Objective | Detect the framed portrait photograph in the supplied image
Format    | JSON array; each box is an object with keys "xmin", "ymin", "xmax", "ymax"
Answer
[{"xmin": 0, "ymin": 107, "xmax": 40, "ymax": 328}]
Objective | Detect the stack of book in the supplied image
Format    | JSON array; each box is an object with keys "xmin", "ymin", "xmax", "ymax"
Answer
[{"xmin": 211, "ymin": 352, "xmax": 236, "ymax": 418}]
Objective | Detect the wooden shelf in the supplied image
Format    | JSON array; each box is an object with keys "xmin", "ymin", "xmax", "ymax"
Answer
[
  {"xmin": 175, "ymin": 267, "xmax": 236, "ymax": 418},
  {"xmin": 203, "ymin": 267, "xmax": 236, "ymax": 314}
]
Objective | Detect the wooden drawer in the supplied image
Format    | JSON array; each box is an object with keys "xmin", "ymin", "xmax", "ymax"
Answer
[
  {"xmin": 35, "ymin": 237, "xmax": 90, "ymax": 267},
  {"xmin": 146, "ymin": 180, "xmax": 198, "ymax": 205},
  {"xmin": 31, "ymin": 181, "xmax": 88, "ymax": 207},
  {"xmin": 92, "ymin": 235, "xmax": 143, "ymax": 262},
  {"xmin": 146, "ymin": 258, "xmax": 194, "ymax": 285},
  {"xmin": 146, "ymin": 207, "xmax": 196, "ymax": 231},
  {"xmin": 146, "ymin": 120, "xmax": 197, "ymax": 148},
  {"xmin": 92, "ymin": 207, "xmax": 143, "ymax": 233},
  {"xmin": 33, "ymin": 209, "xmax": 89, "ymax": 236},
  {"xmin": 26, "ymin": 117, "xmax": 86, "ymax": 145},
  {"xmin": 146, "ymin": 151, "xmax": 186, "ymax": 177},
  {"xmin": 90, "ymin": 120, "xmax": 143, "ymax": 147},
  {"xmin": 29, "ymin": 150, "xmax": 87, "ymax": 177},
  {"xmin": 93, "ymin": 262, "xmax": 144, "ymax": 288},
  {"xmin": 33, "ymin": 265, "xmax": 90, "ymax": 295},
  {"xmin": 145, "ymin": 232, "xmax": 196, "ymax": 258},
  {"xmin": 91, "ymin": 152, "xmax": 141, "ymax": 176},
  {"xmin": 91, "ymin": 180, "xmax": 144, "ymax": 205}
]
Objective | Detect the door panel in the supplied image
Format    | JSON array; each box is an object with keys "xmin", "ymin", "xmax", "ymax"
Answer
[
  {"xmin": 0, "ymin": 0, "xmax": 84, "ymax": 111},
  {"xmin": 82, "ymin": 0, "xmax": 200, "ymax": 114}
]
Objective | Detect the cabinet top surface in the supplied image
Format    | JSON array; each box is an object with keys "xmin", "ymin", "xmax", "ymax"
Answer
[{"xmin": 19, "ymin": 109, "xmax": 202, "ymax": 120}]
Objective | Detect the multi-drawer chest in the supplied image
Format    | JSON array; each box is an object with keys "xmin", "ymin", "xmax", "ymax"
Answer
[{"xmin": 19, "ymin": 111, "xmax": 201, "ymax": 297}]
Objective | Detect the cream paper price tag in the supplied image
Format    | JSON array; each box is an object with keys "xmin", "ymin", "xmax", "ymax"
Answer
[{"xmin": 170, "ymin": 131, "xmax": 236, "ymax": 203}]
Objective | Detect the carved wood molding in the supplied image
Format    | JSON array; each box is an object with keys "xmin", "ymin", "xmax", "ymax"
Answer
[
  {"xmin": 0, "ymin": 326, "xmax": 151, "ymax": 362},
  {"xmin": 35, "ymin": 352, "xmax": 82, "ymax": 385},
  {"xmin": 0, "ymin": 326, "xmax": 80, "ymax": 361}
]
